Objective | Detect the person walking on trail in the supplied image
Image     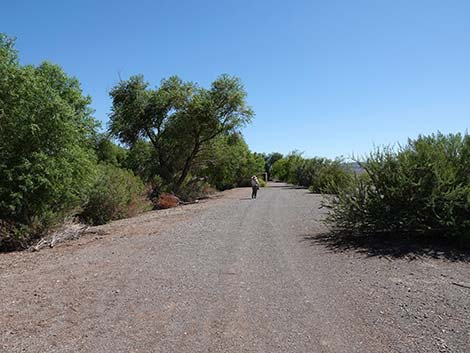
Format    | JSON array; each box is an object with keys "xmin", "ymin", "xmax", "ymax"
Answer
[{"xmin": 251, "ymin": 175, "xmax": 260, "ymax": 199}]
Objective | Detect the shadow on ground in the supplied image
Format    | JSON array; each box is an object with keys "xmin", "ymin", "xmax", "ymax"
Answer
[
  {"xmin": 302, "ymin": 231, "xmax": 470, "ymax": 262},
  {"xmin": 266, "ymin": 182, "xmax": 307, "ymax": 190},
  {"xmin": 279, "ymin": 185, "xmax": 308, "ymax": 190}
]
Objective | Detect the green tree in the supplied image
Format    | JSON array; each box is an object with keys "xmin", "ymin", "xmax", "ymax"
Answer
[
  {"xmin": 199, "ymin": 134, "xmax": 265, "ymax": 190},
  {"xmin": 124, "ymin": 139, "xmax": 158, "ymax": 182},
  {"xmin": 271, "ymin": 151, "xmax": 303, "ymax": 182},
  {"xmin": 263, "ymin": 152, "xmax": 283, "ymax": 180},
  {"xmin": 93, "ymin": 134, "xmax": 128, "ymax": 167},
  {"xmin": 109, "ymin": 74, "xmax": 254, "ymax": 193},
  {"xmin": 271, "ymin": 158, "xmax": 289, "ymax": 181},
  {"xmin": 0, "ymin": 34, "xmax": 98, "ymax": 246}
]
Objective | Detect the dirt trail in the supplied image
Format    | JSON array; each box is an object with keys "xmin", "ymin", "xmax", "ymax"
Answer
[{"xmin": 1, "ymin": 183, "xmax": 469, "ymax": 353}]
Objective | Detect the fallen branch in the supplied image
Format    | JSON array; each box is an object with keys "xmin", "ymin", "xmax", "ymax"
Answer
[
  {"xmin": 451, "ymin": 281, "xmax": 470, "ymax": 290},
  {"xmin": 29, "ymin": 221, "xmax": 88, "ymax": 252},
  {"xmin": 180, "ymin": 200, "xmax": 200, "ymax": 205}
]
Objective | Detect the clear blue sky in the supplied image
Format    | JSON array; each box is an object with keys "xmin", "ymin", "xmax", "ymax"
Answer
[{"xmin": 2, "ymin": 0, "xmax": 469, "ymax": 159}]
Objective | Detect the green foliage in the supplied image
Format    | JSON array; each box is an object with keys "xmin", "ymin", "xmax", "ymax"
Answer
[
  {"xmin": 305, "ymin": 159, "xmax": 352, "ymax": 194},
  {"xmin": 291, "ymin": 157, "xmax": 324, "ymax": 188},
  {"xmin": 271, "ymin": 158, "xmax": 289, "ymax": 181},
  {"xmin": 0, "ymin": 33, "xmax": 18, "ymax": 66},
  {"xmin": 199, "ymin": 134, "xmax": 265, "ymax": 190},
  {"xmin": 326, "ymin": 132, "xmax": 470, "ymax": 241},
  {"xmin": 244, "ymin": 153, "xmax": 266, "ymax": 185},
  {"xmin": 109, "ymin": 74, "xmax": 254, "ymax": 192},
  {"xmin": 271, "ymin": 152, "xmax": 352, "ymax": 193},
  {"xmin": 124, "ymin": 139, "xmax": 158, "ymax": 182},
  {"xmin": 93, "ymin": 134, "xmax": 128, "ymax": 167},
  {"xmin": 0, "ymin": 34, "xmax": 98, "ymax": 247},
  {"xmin": 81, "ymin": 164, "xmax": 151, "ymax": 225},
  {"xmin": 271, "ymin": 152, "xmax": 302, "ymax": 182},
  {"xmin": 283, "ymin": 152, "xmax": 304, "ymax": 184},
  {"xmin": 177, "ymin": 179, "xmax": 212, "ymax": 202},
  {"xmin": 263, "ymin": 152, "xmax": 283, "ymax": 179}
]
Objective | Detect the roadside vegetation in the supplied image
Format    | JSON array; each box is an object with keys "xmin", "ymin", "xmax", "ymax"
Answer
[
  {"xmin": 325, "ymin": 133, "xmax": 470, "ymax": 244},
  {"xmin": 270, "ymin": 135, "xmax": 470, "ymax": 246},
  {"xmin": 1, "ymin": 33, "xmax": 468, "ymax": 251},
  {"xmin": 0, "ymin": 34, "xmax": 264, "ymax": 250},
  {"xmin": 269, "ymin": 152, "xmax": 353, "ymax": 193}
]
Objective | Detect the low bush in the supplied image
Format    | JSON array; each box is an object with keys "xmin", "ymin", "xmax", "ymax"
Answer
[
  {"xmin": 0, "ymin": 220, "xmax": 28, "ymax": 251},
  {"xmin": 307, "ymin": 159, "xmax": 353, "ymax": 194},
  {"xmin": 177, "ymin": 179, "xmax": 213, "ymax": 202},
  {"xmin": 81, "ymin": 164, "xmax": 151, "ymax": 225},
  {"xmin": 271, "ymin": 153, "xmax": 352, "ymax": 193},
  {"xmin": 325, "ymin": 132, "xmax": 470, "ymax": 242}
]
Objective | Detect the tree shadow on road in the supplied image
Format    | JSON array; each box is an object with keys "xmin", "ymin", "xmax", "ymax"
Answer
[
  {"xmin": 267, "ymin": 182, "xmax": 307, "ymax": 190},
  {"xmin": 302, "ymin": 230, "xmax": 470, "ymax": 262}
]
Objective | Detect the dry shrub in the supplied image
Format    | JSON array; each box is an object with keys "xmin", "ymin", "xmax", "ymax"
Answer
[
  {"xmin": 326, "ymin": 132, "xmax": 470, "ymax": 243},
  {"xmin": 81, "ymin": 164, "xmax": 151, "ymax": 225},
  {"xmin": 202, "ymin": 185, "xmax": 217, "ymax": 196},
  {"xmin": 0, "ymin": 220, "xmax": 23, "ymax": 251},
  {"xmin": 156, "ymin": 193, "xmax": 180, "ymax": 209}
]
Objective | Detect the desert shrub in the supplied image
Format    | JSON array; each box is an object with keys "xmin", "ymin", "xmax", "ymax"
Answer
[
  {"xmin": 307, "ymin": 159, "xmax": 353, "ymax": 194},
  {"xmin": 0, "ymin": 34, "xmax": 98, "ymax": 249},
  {"xmin": 177, "ymin": 178, "xmax": 213, "ymax": 201},
  {"xmin": 291, "ymin": 158, "xmax": 320, "ymax": 186},
  {"xmin": 0, "ymin": 220, "xmax": 30, "ymax": 251},
  {"xmin": 155, "ymin": 193, "xmax": 180, "ymax": 209},
  {"xmin": 325, "ymin": 132, "xmax": 470, "ymax": 241},
  {"xmin": 81, "ymin": 164, "xmax": 151, "ymax": 225},
  {"xmin": 272, "ymin": 152, "xmax": 352, "ymax": 193}
]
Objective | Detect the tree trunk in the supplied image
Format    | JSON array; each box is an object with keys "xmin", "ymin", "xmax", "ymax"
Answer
[{"xmin": 174, "ymin": 142, "xmax": 200, "ymax": 194}]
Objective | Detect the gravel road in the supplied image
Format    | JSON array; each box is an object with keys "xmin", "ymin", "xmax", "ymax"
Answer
[{"xmin": 1, "ymin": 183, "xmax": 469, "ymax": 353}]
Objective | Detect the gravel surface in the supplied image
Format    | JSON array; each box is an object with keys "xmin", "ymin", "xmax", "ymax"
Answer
[{"xmin": 1, "ymin": 183, "xmax": 469, "ymax": 353}]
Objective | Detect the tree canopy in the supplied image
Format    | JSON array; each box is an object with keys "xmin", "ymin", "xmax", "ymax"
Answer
[
  {"xmin": 109, "ymin": 74, "xmax": 254, "ymax": 191},
  {"xmin": 0, "ymin": 34, "xmax": 98, "ymax": 244}
]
